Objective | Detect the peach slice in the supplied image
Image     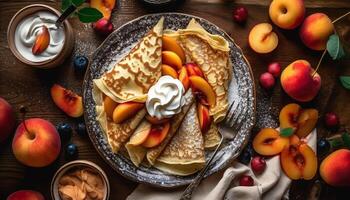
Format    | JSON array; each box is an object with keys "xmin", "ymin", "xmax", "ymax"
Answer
[
  {"xmin": 248, "ymin": 23, "xmax": 279, "ymax": 54},
  {"xmin": 279, "ymin": 103, "xmax": 301, "ymax": 131},
  {"xmin": 104, "ymin": 96, "xmax": 118, "ymax": 119},
  {"xmin": 145, "ymin": 114, "xmax": 170, "ymax": 125},
  {"xmin": 142, "ymin": 122, "xmax": 170, "ymax": 148},
  {"xmin": 186, "ymin": 63, "xmax": 204, "ymax": 78},
  {"xmin": 189, "ymin": 76, "xmax": 216, "ymax": 107},
  {"xmin": 32, "ymin": 26, "xmax": 50, "ymax": 55},
  {"xmin": 161, "ymin": 64, "xmax": 178, "ymax": 79},
  {"xmin": 296, "ymin": 109, "xmax": 318, "ymax": 138},
  {"xmin": 50, "ymin": 84, "xmax": 83, "ymax": 118},
  {"xmin": 281, "ymin": 137, "xmax": 317, "ymax": 180},
  {"xmin": 112, "ymin": 102, "xmax": 144, "ymax": 124},
  {"xmin": 90, "ymin": 0, "xmax": 116, "ymax": 20},
  {"xmin": 162, "ymin": 51, "xmax": 183, "ymax": 70},
  {"xmin": 162, "ymin": 36, "xmax": 186, "ymax": 62},
  {"xmin": 179, "ymin": 67, "xmax": 190, "ymax": 91},
  {"xmin": 197, "ymin": 103, "xmax": 212, "ymax": 133},
  {"xmin": 253, "ymin": 128, "xmax": 289, "ymax": 156},
  {"xmin": 129, "ymin": 122, "xmax": 151, "ymax": 146}
]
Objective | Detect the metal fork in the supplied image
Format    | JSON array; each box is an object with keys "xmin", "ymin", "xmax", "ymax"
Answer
[{"xmin": 179, "ymin": 100, "xmax": 243, "ymax": 200}]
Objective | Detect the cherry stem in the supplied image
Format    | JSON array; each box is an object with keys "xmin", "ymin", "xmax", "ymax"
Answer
[
  {"xmin": 20, "ymin": 106, "xmax": 30, "ymax": 135},
  {"xmin": 332, "ymin": 11, "xmax": 350, "ymax": 24}
]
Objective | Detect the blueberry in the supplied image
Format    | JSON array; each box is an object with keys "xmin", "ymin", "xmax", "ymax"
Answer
[
  {"xmin": 73, "ymin": 56, "xmax": 88, "ymax": 73},
  {"xmin": 57, "ymin": 123, "xmax": 72, "ymax": 141},
  {"xmin": 65, "ymin": 143, "xmax": 78, "ymax": 159},
  {"xmin": 317, "ymin": 138, "xmax": 330, "ymax": 156},
  {"xmin": 76, "ymin": 122, "xmax": 86, "ymax": 136}
]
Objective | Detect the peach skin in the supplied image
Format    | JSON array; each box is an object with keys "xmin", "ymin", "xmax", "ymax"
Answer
[
  {"xmin": 300, "ymin": 13, "xmax": 334, "ymax": 50},
  {"xmin": 281, "ymin": 60, "xmax": 321, "ymax": 102},
  {"xmin": 197, "ymin": 103, "xmax": 212, "ymax": 133},
  {"xmin": 162, "ymin": 36, "xmax": 186, "ymax": 62},
  {"xmin": 7, "ymin": 190, "xmax": 44, "ymax": 200},
  {"xmin": 51, "ymin": 84, "xmax": 83, "ymax": 118},
  {"xmin": 146, "ymin": 114, "xmax": 170, "ymax": 125},
  {"xmin": 189, "ymin": 76, "xmax": 216, "ymax": 107},
  {"xmin": 129, "ymin": 121, "xmax": 151, "ymax": 146},
  {"xmin": 253, "ymin": 128, "xmax": 289, "ymax": 156},
  {"xmin": 320, "ymin": 149, "xmax": 350, "ymax": 187},
  {"xmin": 112, "ymin": 102, "xmax": 144, "ymax": 124},
  {"xmin": 162, "ymin": 51, "xmax": 183, "ymax": 70},
  {"xmin": 269, "ymin": 0, "xmax": 305, "ymax": 29},
  {"xmin": 142, "ymin": 122, "xmax": 170, "ymax": 148},
  {"xmin": 248, "ymin": 23, "xmax": 279, "ymax": 54}
]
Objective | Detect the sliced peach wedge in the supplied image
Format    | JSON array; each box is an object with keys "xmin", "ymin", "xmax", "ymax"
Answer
[
  {"xmin": 281, "ymin": 135, "xmax": 317, "ymax": 180},
  {"xmin": 185, "ymin": 63, "xmax": 204, "ymax": 77},
  {"xmin": 253, "ymin": 128, "xmax": 289, "ymax": 156},
  {"xmin": 142, "ymin": 122, "xmax": 170, "ymax": 148},
  {"xmin": 162, "ymin": 36, "xmax": 186, "ymax": 62},
  {"xmin": 161, "ymin": 64, "xmax": 178, "ymax": 79},
  {"xmin": 129, "ymin": 121, "xmax": 152, "ymax": 146},
  {"xmin": 189, "ymin": 76, "xmax": 216, "ymax": 107},
  {"xmin": 296, "ymin": 109, "xmax": 318, "ymax": 138},
  {"xmin": 197, "ymin": 103, "xmax": 211, "ymax": 133},
  {"xmin": 51, "ymin": 84, "xmax": 83, "ymax": 118},
  {"xmin": 162, "ymin": 51, "xmax": 183, "ymax": 70},
  {"xmin": 112, "ymin": 102, "xmax": 144, "ymax": 124},
  {"xmin": 178, "ymin": 67, "xmax": 190, "ymax": 91},
  {"xmin": 104, "ymin": 96, "xmax": 118, "ymax": 119}
]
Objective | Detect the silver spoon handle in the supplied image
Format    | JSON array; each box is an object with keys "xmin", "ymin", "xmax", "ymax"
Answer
[
  {"xmin": 55, "ymin": 5, "xmax": 77, "ymax": 27},
  {"xmin": 179, "ymin": 137, "xmax": 224, "ymax": 200}
]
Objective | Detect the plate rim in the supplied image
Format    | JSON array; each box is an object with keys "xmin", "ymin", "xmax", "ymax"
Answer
[{"xmin": 83, "ymin": 12, "xmax": 257, "ymax": 188}]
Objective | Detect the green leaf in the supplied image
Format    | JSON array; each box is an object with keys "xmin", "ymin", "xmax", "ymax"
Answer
[
  {"xmin": 327, "ymin": 34, "xmax": 346, "ymax": 60},
  {"xmin": 76, "ymin": 7, "xmax": 103, "ymax": 23},
  {"xmin": 280, "ymin": 128, "xmax": 294, "ymax": 137},
  {"xmin": 72, "ymin": 0, "xmax": 85, "ymax": 7},
  {"xmin": 62, "ymin": 0, "xmax": 72, "ymax": 11},
  {"xmin": 340, "ymin": 76, "xmax": 350, "ymax": 90},
  {"xmin": 329, "ymin": 137, "xmax": 344, "ymax": 149},
  {"xmin": 341, "ymin": 132, "xmax": 350, "ymax": 149}
]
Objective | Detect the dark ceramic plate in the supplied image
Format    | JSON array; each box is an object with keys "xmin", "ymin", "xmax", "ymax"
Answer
[{"xmin": 83, "ymin": 13, "xmax": 256, "ymax": 188}]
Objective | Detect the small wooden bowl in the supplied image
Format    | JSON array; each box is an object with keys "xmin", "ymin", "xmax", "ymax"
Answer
[
  {"xmin": 51, "ymin": 160, "xmax": 110, "ymax": 200},
  {"xmin": 7, "ymin": 4, "xmax": 74, "ymax": 69}
]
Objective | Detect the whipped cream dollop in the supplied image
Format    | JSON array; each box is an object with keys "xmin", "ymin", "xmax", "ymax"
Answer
[
  {"xmin": 14, "ymin": 11, "xmax": 65, "ymax": 62},
  {"xmin": 146, "ymin": 75, "xmax": 185, "ymax": 119}
]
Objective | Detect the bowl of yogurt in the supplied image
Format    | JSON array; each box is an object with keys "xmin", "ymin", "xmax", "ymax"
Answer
[{"xmin": 7, "ymin": 4, "xmax": 74, "ymax": 68}]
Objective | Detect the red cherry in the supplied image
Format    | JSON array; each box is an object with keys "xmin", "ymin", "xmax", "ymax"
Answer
[
  {"xmin": 251, "ymin": 156, "xmax": 266, "ymax": 174},
  {"xmin": 259, "ymin": 72, "xmax": 275, "ymax": 89},
  {"xmin": 93, "ymin": 18, "xmax": 114, "ymax": 36},
  {"xmin": 267, "ymin": 62, "xmax": 281, "ymax": 77},
  {"xmin": 233, "ymin": 6, "xmax": 248, "ymax": 23},
  {"xmin": 239, "ymin": 175, "xmax": 254, "ymax": 186},
  {"xmin": 324, "ymin": 112, "xmax": 339, "ymax": 129}
]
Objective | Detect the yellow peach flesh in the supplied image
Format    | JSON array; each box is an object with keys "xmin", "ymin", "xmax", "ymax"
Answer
[{"xmin": 248, "ymin": 23, "xmax": 278, "ymax": 54}]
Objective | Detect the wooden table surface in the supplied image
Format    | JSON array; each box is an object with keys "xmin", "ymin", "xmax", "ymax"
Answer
[{"xmin": 0, "ymin": 0, "xmax": 349, "ymax": 199}]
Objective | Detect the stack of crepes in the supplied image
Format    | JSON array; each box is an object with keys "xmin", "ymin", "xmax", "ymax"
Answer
[{"xmin": 93, "ymin": 17, "xmax": 232, "ymax": 176}]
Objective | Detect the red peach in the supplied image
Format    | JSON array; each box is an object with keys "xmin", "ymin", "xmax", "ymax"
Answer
[
  {"xmin": 269, "ymin": 0, "xmax": 305, "ymax": 29},
  {"xmin": 0, "ymin": 97, "xmax": 15, "ymax": 143},
  {"xmin": 7, "ymin": 190, "xmax": 44, "ymax": 200}
]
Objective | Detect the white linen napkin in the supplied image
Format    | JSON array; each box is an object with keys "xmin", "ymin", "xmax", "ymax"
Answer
[{"xmin": 127, "ymin": 129, "xmax": 317, "ymax": 200}]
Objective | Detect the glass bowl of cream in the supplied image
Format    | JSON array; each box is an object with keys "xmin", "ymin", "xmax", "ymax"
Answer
[{"xmin": 7, "ymin": 4, "xmax": 74, "ymax": 68}]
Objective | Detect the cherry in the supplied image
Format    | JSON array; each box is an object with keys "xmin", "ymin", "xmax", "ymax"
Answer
[
  {"xmin": 267, "ymin": 62, "xmax": 281, "ymax": 77},
  {"xmin": 259, "ymin": 72, "xmax": 275, "ymax": 89},
  {"xmin": 239, "ymin": 175, "xmax": 254, "ymax": 186},
  {"xmin": 93, "ymin": 18, "xmax": 114, "ymax": 36},
  {"xmin": 324, "ymin": 112, "xmax": 339, "ymax": 129},
  {"xmin": 233, "ymin": 6, "xmax": 248, "ymax": 23},
  {"xmin": 251, "ymin": 156, "xmax": 266, "ymax": 174}
]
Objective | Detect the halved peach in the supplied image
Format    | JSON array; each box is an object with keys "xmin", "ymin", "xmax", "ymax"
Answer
[
  {"xmin": 161, "ymin": 64, "xmax": 178, "ymax": 79},
  {"xmin": 197, "ymin": 103, "xmax": 212, "ymax": 133},
  {"xmin": 186, "ymin": 63, "xmax": 204, "ymax": 77},
  {"xmin": 90, "ymin": 0, "xmax": 116, "ymax": 20},
  {"xmin": 296, "ymin": 109, "xmax": 318, "ymax": 138},
  {"xmin": 189, "ymin": 76, "xmax": 216, "ymax": 107},
  {"xmin": 104, "ymin": 96, "xmax": 118, "ymax": 119},
  {"xmin": 253, "ymin": 128, "xmax": 289, "ymax": 156},
  {"xmin": 129, "ymin": 121, "xmax": 151, "ymax": 146},
  {"xmin": 112, "ymin": 102, "xmax": 144, "ymax": 124},
  {"xmin": 178, "ymin": 67, "xmax": 190, "ymax": 91},
  {"xmin": 142, "ymin": 122, "xmax": 170, "ymax": 148},
  {"xmin": 279, "ymin": 103, "xmax": 301, "ymax": 131},
  {"xmin": 162, "ymin": 51, "xmax": 183, "ymax": 70},
  {"xmin": 162, "ymin": 36, "xmax": 186, "ymax": 62},
  {"xmin": 145, "ymin": 114, "xmax": 170, "ymax": 125},
  {"xmin": 281, "ymin": 137, "xmax": 317, "ymax": 180},
  {"xmin": 50, "ymin": 84, "xmax": 83, "ymax": 118}
]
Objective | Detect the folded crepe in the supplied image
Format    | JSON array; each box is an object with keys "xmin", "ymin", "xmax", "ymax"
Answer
[
  {"xmin": 204, "ymin": 123, "xmax": 221, "ymax": 149},
  {"xmin": 165, "ymin": 19, "xmax": 232, "ymax": 123},
  {"xmin": 153, "ymin": 103, "xmax": 206, "ymax": 176},
  {"xmin": 93, "ymin": 18, "xmax": 164, "ymax": 153},
  {"xmin": 125, "ymin": 89, "xmax": 195, "ymax": 166}
]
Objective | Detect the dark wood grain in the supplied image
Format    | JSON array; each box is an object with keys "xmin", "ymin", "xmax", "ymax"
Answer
[{"xmin": 0, "ymin": 0, "xmax": 349, "ymax": 199}]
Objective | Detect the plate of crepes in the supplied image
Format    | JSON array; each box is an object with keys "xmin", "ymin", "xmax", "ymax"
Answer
[{"xmin": 83, "ymin": 13, "xmax": 256, "ymax": 187}]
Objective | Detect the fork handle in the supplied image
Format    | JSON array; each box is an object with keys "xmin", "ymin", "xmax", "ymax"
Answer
[{"xmin": 179, "ymin": 137, "xmax": 224, "ymax": 200}]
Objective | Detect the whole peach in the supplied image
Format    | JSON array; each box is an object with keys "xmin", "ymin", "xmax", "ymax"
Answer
[
  {"xmin": 269, "ymin": 0, "xmax": 305, "ymax": 29},
  {"xmin": 12, "ymin": 118, "xmax": 61, "ymax": 167},
  {"xmin": 281, "ymin": 60, "xmax": 321, "ymax": 102},
  {"xmin": 0, "ymin": 97, "xmax": 15, "ymax": 143},
  {"xmin": 7, "ymin": 190, "xmax": 44, "ymax": 200},
  {"xmin": 300, "ymin": 13, "xmax": 334, "ymax": 50}
]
